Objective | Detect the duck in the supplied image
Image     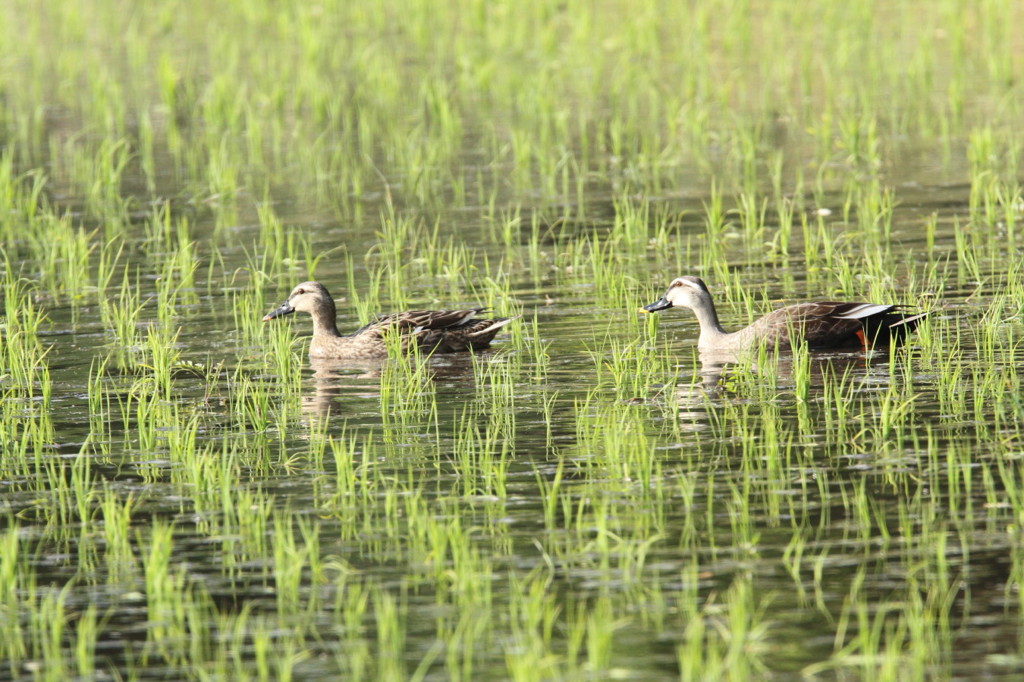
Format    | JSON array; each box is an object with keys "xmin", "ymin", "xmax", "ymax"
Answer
[
  {"xmin": 640, "ymin": 276, "xmax": 929, "ymax": 353},
  {"xmin": 263, "ymin": 281, "xmax": 514, "ymax": 359}
]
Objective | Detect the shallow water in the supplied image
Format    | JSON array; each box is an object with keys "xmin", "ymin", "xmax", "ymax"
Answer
[
  {"xmin": 4, "ymin": 166, "xmax": 1024, "ymax": 679},
  {"xmin": 4, "ymin": 2, "xmax": 1024, "ymax": 671}
]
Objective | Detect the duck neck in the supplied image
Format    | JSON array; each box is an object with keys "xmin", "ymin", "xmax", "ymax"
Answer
[
  {"xmin": 310, "ymin": 304, "xmax": 342, "ymax": 338},
  {"xmin": 692, "ymin": 300, "xmax": 730, "ymax": 348}
]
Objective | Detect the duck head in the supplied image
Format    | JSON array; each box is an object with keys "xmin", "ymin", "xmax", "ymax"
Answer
[
  {"xmin": 263, "ymin": 281, "xmax": 335, "ymax": 321},
  {"xmin": 640, "ymin": 276, "xmax": 711, "ymax": 313}
]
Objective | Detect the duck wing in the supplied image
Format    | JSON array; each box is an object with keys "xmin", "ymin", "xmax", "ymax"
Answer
[
  {"xmin": 747, "ymin": 302, "xmax": 894, "ymax": 348},
  {"xmin": 755, "ymin": 302, "xmax": 927, "ymax": 349},
  {"xmin": 353, "ymin": 309, "xmax": 513, "ymax": 352},
  {"xmin": 372, "ymin": 308, "xmax": 488, "ymax": 332}
]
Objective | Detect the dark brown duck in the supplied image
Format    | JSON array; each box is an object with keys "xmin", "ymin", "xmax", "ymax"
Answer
[
  {"xmin": 640, "ymin": 276, "xmax": 929, "ymax": 352},
  {"xmin": 264, "ymin": 281, "xmax": 513, "ymax": 359}
]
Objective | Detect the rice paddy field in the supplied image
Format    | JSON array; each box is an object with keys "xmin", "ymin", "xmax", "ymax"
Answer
[{"xmin": 2, "ymin": 0, "xmax": 1024, "ymax": 679}]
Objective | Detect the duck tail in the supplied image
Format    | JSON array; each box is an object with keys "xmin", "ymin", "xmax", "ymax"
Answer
[
  {"xmin": 468, "ymin": 316, "xmax": 518, "ymax": 337},
  {"xmin": 864, "ymin": 309, "xmax": 931, "ymax": 346},
  {"xmin": 887, "ymin": 310, "xmax": 931, "ymax": 329}
]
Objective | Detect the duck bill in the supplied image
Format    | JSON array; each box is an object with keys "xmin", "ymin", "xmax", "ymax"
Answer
[
  {"xmin": 639, "ymin": 297, "xmax": 672, "ymax": 313},
  {"xmin": 262, "ymin": 302, "xmax": 295, "ymax": 321}
]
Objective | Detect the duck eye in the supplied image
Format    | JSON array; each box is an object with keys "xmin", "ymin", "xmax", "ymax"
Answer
[{"xmin": 296, "ymin": 288, "xmax": 305, "ymax": 295}]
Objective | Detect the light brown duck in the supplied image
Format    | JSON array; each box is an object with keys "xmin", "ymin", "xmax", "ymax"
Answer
[
  {"xmin": 264, "ymin": 281, "xmax": 513, "ymax": 359},
  {"xmin": 640, "ymin": 276, "xmax": 929, "ymax": 352}
]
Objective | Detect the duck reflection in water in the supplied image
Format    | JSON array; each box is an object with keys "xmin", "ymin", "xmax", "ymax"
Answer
[{"xmin": 300, "ymin": 352, "xmax": 500, "ymax": 417}]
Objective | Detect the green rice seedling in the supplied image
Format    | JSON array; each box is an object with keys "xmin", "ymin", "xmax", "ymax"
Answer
[
  {"xmin": 676, "ymin": 578, "xmax": 772, "ymax": 681},
  {"xmin": 254, "ymin": 203, "xmax": 290, "ymax": 279},
  {"xmin": 482, "ymin": 349, "xmax": 525, "ymax": 409},
  {"xmin": 736, "ymin": 190, "xmax": 768, "ymax": 253},
  {"xmin": 415, "ymin": 502, "xmax": 497, "ymax": 612},
  {"xmin": 817, "ymin": 362, "xmax": 863, "ymax": 445},
  {"xmin": 449, "ymin": 406, "xmax": 511, "ymax": 499},
  {"xmin": 100, "ymin": 487, "xmax": 138, "ymax": 584},
  {"xmin": 321, "ymin": 430, "xmax": 372, "ymax": 515},
  {"xmin": 162, "ymin": 398, "xmax": 203, "ymax": 461},
  {"xmin": 0, "ymin": 277, "xmax": 52, "ymax": 414},
  {"xmin": 110, "ymin": 374, "xmax": 158, "ymax": 470},
  {"xmin": 141, "ymin": 521, "xmax": 187, "ymax": 664},
  {"xmin": 412, "ymin": 229, "xmax": 478, "ymax": 294},
  {"xmin": 521, "ymin": 212, "xmax": 552, "ymax": 287},
  {"xmin": 152, "ymin": 233, "xmax": 199, "ymax": 326},
  {"xmin": 208, "ymin": 484, "xmax": 266, "ymax": 581},
  {"xmin": 28, "ymin": 582, "xmax": 73, "ymax": 679},
  {"xmin": 136, "ymin": 108, "xmax": 157, "ymax": 193},
  {"xmin": 698, "ymin": 183, "xmax": 733, "ymax": 283},
  {"xmin": 372, "ymin": 210, "xmax": 419, "ymax": 290},
  {"xmin": 951, "ymin": 217, "xmax": 983, "ymax": 285},
  {"xmin": 573, "ymin": 393, "xmax": 661, "ymax": 502},
  {"xmin": 850, "ymin": 180, "xmax": 895, "ymax": 250},
  {"xmin": 967, "ymin": 126, "xmax": 998, "ymax": 179},
  {"xmin": 72, "ymin": 603, "xmax": 99, "ymax": 680},
  {"xmin": 258, "ymin": 313, "xmax": 305, "ymax": 389},
  {"xmin": 645, "ymin": 204, "xmax": 690, "ymax": 266},
  {"xmin": 590, "ymin": 333, "xmax": 674, "ymax": 404},
  {"xmin": 996, "ymin": 181, "xmax": 1021, "ymax": 246},
  {"xmin": 372, "ymin": 586, "xmax": 408, "ymax": 681},
  {"xmin": 93, "ymin": 232, "xmax": 126, "ymax": 301},
  {"xmin": 139, "ymin": 323, "xmax": 182, "ymax": 401},
  {"xmin": 511, "ymin": 314, "xmax": 550, "ymax": 381},
  {"xmin": 728, "ymin": 117, "xmax": 764, "ymax": 194},
  {"xmin": 502, "ymin": 568, "xmax": 561, "ymax": 679},
  {"xmin": 969, "ymin": 172, "xmax": 1022, "ymax": 255},
  {"xmin": 142, "ymin": 200, "xmax": 177, "ymax": 253},
  {"xmin": 489, "ymin": 208, "xmax": 524, "ymax": 257},
  {"xmin": 0, "ymin": 161, "xmax": 43, "ymax": 234},
  {"xmin": 89, "ymin": 138, "xmax": 133, "ymax": 229},
  {"xmin": 582, "ymin": 596, "xmax": 616, "ymax": 674},
  {"xmin": 377, "ymin": 335, "xmax": 439, "ymax": 432},
  {"xmin": 64, "ymin": 443, "xmax": 98, "ymax": 529},
  {"xmin": 587, "ymin": 240, "xmax": 636, "ymax": 311},
  {"xmin": 534, "ymin": 459, "xmax": 566, "ymax": 534},
  {"xmin": 22, "ymin": 213, "xmax": 95, "ymax": 304},
  {"xmin": 0, "ymin": 527, "xmax": 28, "ymax": 665},
  {"xmin": 231, "ymin": 488, "xmax": 278, "ymax": 568},
  {"xmin": 176, "ymin": 439, "xmax": 237, "ymax": 526},
  {"xmin": 208, "ymin": 603, "xmax": 252, "ymax": 680},
  {"xmin": 438, "ymin": 605, "xmax": 489, "ymax": 681},
  {"xmin": 228, "ymin": 275, "xmax": 270, "ymax": 350},
  {"xmin": 799, "ymin": 209, "xmax": 834, "ymax": 274},
  {"xmin": 836, "ymin": 110, "xmax": 881, "ymax": 172},
  {"xmin": 608, "ymin": 194, "xmax": 652, "ymax": 254},
  {"xmin": 789, "ymin": 340, "xmax": 813, "ymax": 428},
  {"xmin": 101, "ymin": 267, "xmax": 146, "ymax": 368},
  {"xmin": 271, "ymin": 511, "xmax": 311, "ymax": 617},
  {"xmin": 819, "ymin": 556, "xmax": 954, "ymax": 681},
  {"xmin": 330, "ymin": 577, "xmax": 373, "ymax": 679},
  {"xmin": 345, "ymin": 256, "xmax": 386, "ymax": 323},
  {"xmin": 47, "ymin": 136, "xmax": 127, "ymax": 231}
]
